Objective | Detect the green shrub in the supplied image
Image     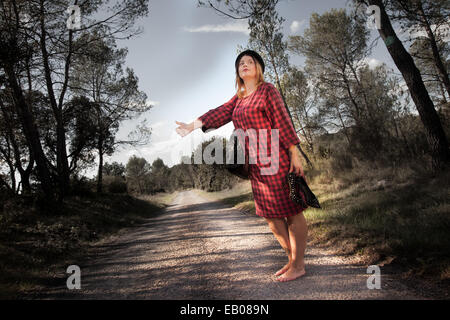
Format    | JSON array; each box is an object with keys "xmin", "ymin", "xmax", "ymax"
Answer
[
  {"xmin": 70, "ymin": 176, "xmax": 95, "ymax": 197},
  {"xmin": 103, "ymin": 175, "xmax": 127, "ymax": 194}
]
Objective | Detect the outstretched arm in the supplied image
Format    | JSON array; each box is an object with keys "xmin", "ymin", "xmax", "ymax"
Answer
[
  {"xmin": 197, "ymin": 94, "xmax": 238, "ymax": 132},
  {"xmin": 175, "ymin": 94, "xmax": 238, "ymax": 137},
  {"xmin": 175, "ymin": 119, "xmax": 203, "ymax": 137}
]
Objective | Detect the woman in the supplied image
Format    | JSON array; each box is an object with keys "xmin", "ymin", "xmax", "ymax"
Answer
[{"xmin": 175, "ymin": 50, "xmax": 308, "ymax": 282}]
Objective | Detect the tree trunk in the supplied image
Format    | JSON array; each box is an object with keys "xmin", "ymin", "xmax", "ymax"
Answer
[
  {"xmin": 21, "ymin": 171, "xmax": 32, "ymax": 195},
  {"xmin": 0, "ymin": 175, "xmax": 13, "ymax": 193},
  {"xmin": 2, "ymin": 64, "xmax": 54, "ymax": 199},
  {"xmin": 97, "ymin": 137, "xmax": 104, "ymax": 194},
  {"xmin": 368, "ymin": 0, "xmax": 450, "ymax": 171},
  {"xmin": 437, "ymin": 76, "xmax": 448, "ymax": 104},
  {"xmin": 0, "ymin": 99, "xmax": 34, "ymax": 195},
  {"xmin": 19, "ymin": 154, "xmax": 34, "ymax": 196},
  {"xmin": 39, "ymin": 0, "xmax": 70, "ymax": 198},
  {"xmin": 417, "ymin": 2, "xmax": 450, "ymax": 98},
  {"xmin": 337, "ymin": 108, "xmax": 352, "ymax": 146},
  {"xmin": 6, "ymin": 158, "xmax": 16, "ymax": 194}
]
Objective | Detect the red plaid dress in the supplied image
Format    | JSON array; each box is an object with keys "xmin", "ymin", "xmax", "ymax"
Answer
[{"xmin": 198, "ymin": 82, "xmax": 307, "ymax": 218}]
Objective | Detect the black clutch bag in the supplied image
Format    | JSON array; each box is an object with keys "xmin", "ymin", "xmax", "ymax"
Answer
[
  {"xmin": 225, "ymin": 133, "xmax": 249, "ymax": 180},
  {"xmin": 287, "ymin": 172, "xmax": 321, "ymax": 209}
]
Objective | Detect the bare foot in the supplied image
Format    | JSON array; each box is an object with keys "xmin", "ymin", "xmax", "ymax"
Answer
[
  {"xmin": 276, "ymin": 266, "xmax": 306, "ymax": 282},
  {"xmin": 274, "ymin": 262, "xmax": 291, "ymax": 277}
]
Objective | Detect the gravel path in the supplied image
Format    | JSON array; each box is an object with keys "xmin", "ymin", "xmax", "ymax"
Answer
[{"xmin": 34, "ymin": 190, "xmax": 428, "ymax": 300}]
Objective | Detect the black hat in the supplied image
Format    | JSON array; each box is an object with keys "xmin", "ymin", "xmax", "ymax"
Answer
[{"xmin": 235, "ymin": 49, "xmax": 265, "ymax": 75}]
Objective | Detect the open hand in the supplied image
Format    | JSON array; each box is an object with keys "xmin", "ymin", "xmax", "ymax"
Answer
[{"xmin": 175, "ymin": 121, "xmax": 194, "ymax": 137}]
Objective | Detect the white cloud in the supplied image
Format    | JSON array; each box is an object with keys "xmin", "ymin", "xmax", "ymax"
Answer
[
  {"xmin": 146, "ymin": 100, "xmax": 160, "ymax": 107},
  {"xmin": 290, "ymin": 20, "xmax": 305, "ymax": 34},
  {"xmin": 182, "ymin": 20, "xmax": 249, "ymax": 34},
  {"xmin": 364, "ymin": 58, "xmax": 383, "ymax": 70}
]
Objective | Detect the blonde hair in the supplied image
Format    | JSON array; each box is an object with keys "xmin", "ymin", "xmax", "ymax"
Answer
[{"xmin": 235, "ymin": 55, "xmax": 265, "ymax": 99}]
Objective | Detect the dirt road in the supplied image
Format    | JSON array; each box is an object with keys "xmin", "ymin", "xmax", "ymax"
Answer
[{"xmin": 34, "ymin": 190, "xmax": 428, "ymax": 299}]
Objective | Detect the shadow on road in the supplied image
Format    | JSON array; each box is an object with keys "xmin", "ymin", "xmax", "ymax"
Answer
[{"xmin": 29, "ymin": 190, "xmax": 426, "ymax": 300}]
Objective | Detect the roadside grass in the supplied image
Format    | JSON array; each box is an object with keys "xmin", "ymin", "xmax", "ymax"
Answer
[
  {"xmin": 196, "ymin": 165, "xmax": 450, "ymax": 283},
  {"xmin": 0, "ymin": 192, "xmax": 168, "ymax": 299},
  {"xmin": 305, "ymin": 162, "xmax": 450, "ymax": 282},
  {"xmin": 138, "ymin": 190, "xmax": 180, "ymax": 206}
]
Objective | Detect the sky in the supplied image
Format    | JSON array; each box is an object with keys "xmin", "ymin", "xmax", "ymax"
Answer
[{"xmin": 96, "ymin": 0, "xmax": 400, "ymax": 174}]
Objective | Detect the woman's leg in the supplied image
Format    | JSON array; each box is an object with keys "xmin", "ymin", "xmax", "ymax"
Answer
[
  {"xmin": 264, "ymin": 217, "xmax": 292, "ymax": 276},
  {"xmin": 276, "ymin": 212, "xmax": 308, "ymax": 282}
]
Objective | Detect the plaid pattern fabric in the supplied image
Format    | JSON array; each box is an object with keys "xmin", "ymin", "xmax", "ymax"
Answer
[{"xmin": 199, "ymin": 82, "xmax": 305, "ymax": 218}]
